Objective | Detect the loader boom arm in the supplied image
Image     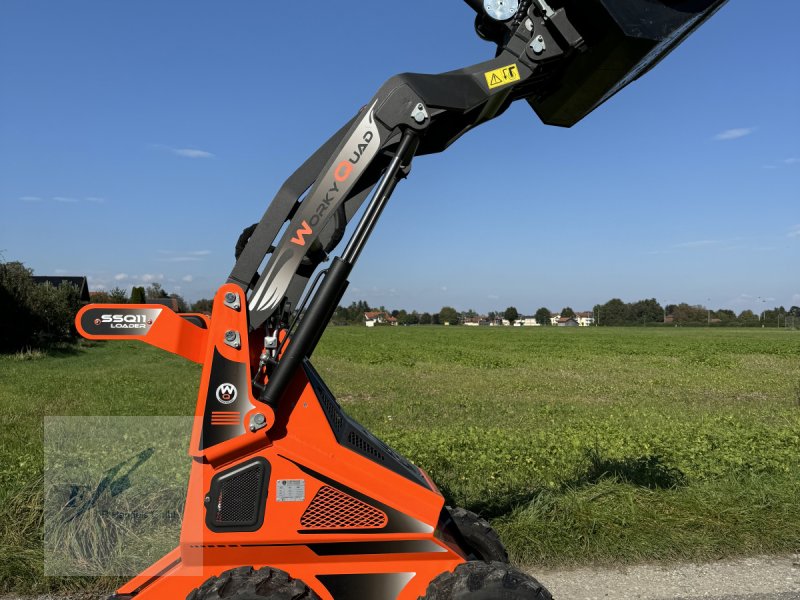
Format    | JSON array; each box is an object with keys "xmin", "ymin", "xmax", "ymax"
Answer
[{"xmin": 223, "ymin": 0, "xmax": 727, "ymax": 409}]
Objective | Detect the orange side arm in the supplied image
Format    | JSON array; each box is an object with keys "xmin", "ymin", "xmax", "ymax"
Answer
[{"xmin": 75, "ymin": 304, "xmax": 209, "ymax": 364}]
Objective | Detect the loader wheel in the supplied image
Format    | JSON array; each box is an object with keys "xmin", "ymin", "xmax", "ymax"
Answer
[
  {"xmin": 186, "ymin": 566, "xmax": 320, "ymax": 600},
  {"xmin": 420, "ymin": 561, "xmax": 552, "ymax": 600},
  {"xmin": 447, "ymin": 506, "xmax": 509, "ymax": 562}
]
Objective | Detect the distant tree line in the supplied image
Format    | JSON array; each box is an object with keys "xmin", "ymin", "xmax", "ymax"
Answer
[
  {"xmin": 326, "ymin": 298, "xmax": 800, "ymax": 328},
  {"xmin": 592, "ymin": 298, "xmax": 800, "ymax": 327},
  {"xmin": 332, "ymin": 300, "xmax": 438, "ymax": 326},
  {"xmin": 3, "ymin": 254, "xmax": 795, "ymax": 355},
  {"xmin": 91, "ymin": 282, "xmax": 192, "ymax": 312}
]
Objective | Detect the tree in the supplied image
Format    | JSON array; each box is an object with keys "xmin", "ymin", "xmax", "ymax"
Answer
[
  {"xmin": 738, "ymin": 309, "xmax": 758, "ymax": 327},
  {"xmin": 534, "ymin": 307, "xmax": 551, "ymax": 326},
  {"xmin": 790, "ymin": 306, "xmax": 800, "ymax": 318},
  {"xmin": 561, "ymin": 307, "xmax": 576, "ymax": 319},
  {"xmin": 0, "ymin": 261, "xmax": 83, "ymax": 351},
  {"xmin": 503, "ymin": 306, "xmax": 519, "ymax": 324},
  {"xmin": 439, "ymin": 306, "xmax": 459, "ymax": 325},
  {"xmin": 716, "ymin": 309, "xmax": 737, "ymax": 324},
  {"xmin": 420, "ymin": 312, "xmax": 432, "ymax": 325},
  {"xmin": 630, "ymin": 298, "xmax": 663, "ymax": 325},
  {"xmin": 90, "ymin": 291, "xmax": 112, "ymax": 303},
  {"xmin": 0, "ymin": 261, "xmax": 38, "ymax": 351},
  {"xmin": 191, "ymin": 298, "xmax": 214, "ymax": 314},
  {"xmin": 130, "ymin": 286, "xmax": 146, "ymax": 304},
  {"xmin": 671, "ymin": 303, "xmax": 707, "ymax": 325},
  {"xmin": 597, "ymin": 298, "xmax": 628, "ymax": 326},
  {"xmin": 109, "ymin": 287, "xmax": 128, "ymax": 303},
  {"xmin": 169, "ymin": 293, "xmax": 188, "ymax": 313},
  {"xmin": 27, "ymin": 280, "xmax": 82, "ymax": 342},
  {"xmin": 145, "ymin": 282, "xmax": 169, "ymax": 299},
  {"xmin": 593, "ymin": 304, "xmax": 602, "ymax": 325}
]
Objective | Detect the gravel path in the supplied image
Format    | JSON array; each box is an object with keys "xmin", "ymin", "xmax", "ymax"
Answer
[
  {"xmin": 2, "ymin": 554, "xmax": 798, "ymax": 599},
  {"xmin": 530, "ymin": 554, "xmax": 800, "ymax": 599}
]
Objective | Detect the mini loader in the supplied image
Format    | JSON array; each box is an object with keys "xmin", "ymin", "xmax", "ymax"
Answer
[{"xmin": 76, "ymin": 1, "xmax": 728, "ymax": 597}]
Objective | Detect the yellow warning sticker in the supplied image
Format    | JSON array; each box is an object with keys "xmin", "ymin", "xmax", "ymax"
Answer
[{"xmin": 484, "ymin": 64, "xmax": 521, "ymax": 90}]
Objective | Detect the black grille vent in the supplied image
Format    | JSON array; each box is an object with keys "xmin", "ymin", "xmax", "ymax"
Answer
[
  {"xmin": 318, "ymin": 387, "xmax": 343, "ymax": 433},
  {"xmin": 347, "ymin": 430, "xmax": 385, "ymax": 462},
  {"xmin": 206, "ymin": 458, "xmax": 269, "ymax": 532}
]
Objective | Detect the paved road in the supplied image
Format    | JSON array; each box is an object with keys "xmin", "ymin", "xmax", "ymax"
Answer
[
  {"xmin": 531, "ymin": 554, "xmax": 800, "ymax": 599},
  {"xmin": 2, "ymin": 555, "xmax": 798, "ymax": 599}
]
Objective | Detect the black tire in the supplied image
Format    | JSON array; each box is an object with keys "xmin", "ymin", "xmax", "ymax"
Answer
[
  {"xmin": 420, "ymin": 561, "xmax": 552, "ymax": 600},
  {"xmin": 447, "ymin": 506, "xmax": 509, "ymax": 563},
  {"xmin": 186, "ymin": 566, "xmax": 321, "ymax": 600}
]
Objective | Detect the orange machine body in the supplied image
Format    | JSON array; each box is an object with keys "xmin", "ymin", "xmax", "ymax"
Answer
[{"xmin": 75, "ymin": 286, "xmax": 467, "ymax": 600}]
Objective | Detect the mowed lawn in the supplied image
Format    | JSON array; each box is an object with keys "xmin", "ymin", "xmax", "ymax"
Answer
[{"xmin": 0, "ymin": 327, "xmax": 798, "ymax": 593}]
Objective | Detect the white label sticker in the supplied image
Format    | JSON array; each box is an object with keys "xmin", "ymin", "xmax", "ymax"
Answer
[{"xmin": 276, "ymin": 479, "xmax": 305, "ymax": 502}]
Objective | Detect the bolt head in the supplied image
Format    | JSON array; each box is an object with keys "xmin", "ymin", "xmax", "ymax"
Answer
[
  {"xmin": 225, "ymin": 330, "xmax": 237, "ymax": 342},
  {"xmin": 225, "ymin": 292, "xmax": 237, "ymax": 304},
  {"xmin": 254, "ymin": 413, "xmax": 266, "ymax": 425}
]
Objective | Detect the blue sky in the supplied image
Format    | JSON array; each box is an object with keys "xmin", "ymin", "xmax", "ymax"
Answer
[{"xmin": 1, "ymin": 1, "xmax": 798, "ymax": 315}]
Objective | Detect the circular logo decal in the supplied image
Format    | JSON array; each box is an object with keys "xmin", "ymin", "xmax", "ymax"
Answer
[
  {"xmin": 94, "ymin": 318, "xmax": 101, "ymax": 325},
  {"xmin": 215, "ymin": 383, "xmax": 238, "ymax": 405}
]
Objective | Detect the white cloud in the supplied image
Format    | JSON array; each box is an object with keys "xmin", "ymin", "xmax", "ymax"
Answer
[
  {"xmin": 488, "ymin": 294, "xmax": 500, "ymax": 300},
  {"xmin": 182, "ymin": 275, "xmax": 194, "ymax": 283},
  {"xmin": 159, "ymin": 256, "xmax": 203, "ymax": 263},
  {"xmin": 53, "ymin": 196, "xmax": 79, "ymax": 203},
  {"xmin": 788, "ymin": 225, "xmax": 800, "ymax": 239},
  {"xmin": 157, "ymin": 250, "xmax": 212, "ymax": 263},
  {"xmin": 784, "ymin": 158, "xmax": 800, "ymax": 165},
  {"xmin": 114, "ymin": 273, "xmax": 129, "ymax": 281},
  {"xmin": 141, "ymin": 273, "xmax": 164, "ymax": 283},
  {"xmin": 85, "ymin": 196, "xmax": 106, "ymax": 203},
  {"xmin": 713, "ymin": 128, "xmax": 755, "ymax": 141},
  {"xmin": 20, "ymin": 196, "xmax": 42, "ymax": 202},
  {"xmin": 172, "ymin": 148, "xmax": 215, "ymax": 159}
]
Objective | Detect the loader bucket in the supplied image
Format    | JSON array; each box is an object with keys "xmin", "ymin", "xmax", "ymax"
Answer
[{"xmin": 528, "ymin": 0, "xmax": 728, "ymax": 127}]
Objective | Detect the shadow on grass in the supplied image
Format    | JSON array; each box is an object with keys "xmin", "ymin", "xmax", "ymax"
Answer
[
  {"xmin": 441, "ymin": 448, "xmax": 687, "ymax": 519},
  {"xmin": 440, "ymin": 486, "xmax": 550, "ymax": 520},
  {"xmin": 578, "ymin": 448, "xmax": 687, "ymax": 490}
]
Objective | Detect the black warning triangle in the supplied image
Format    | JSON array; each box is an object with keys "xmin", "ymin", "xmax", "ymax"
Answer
[{"xmin": 490, "ymin": 73, "xmax": 503, "ymax": 86}]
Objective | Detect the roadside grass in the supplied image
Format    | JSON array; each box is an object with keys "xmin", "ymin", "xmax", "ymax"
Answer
[{"xmin": 0, "ymin": 327, "xmax": 798, "ymax": 593}]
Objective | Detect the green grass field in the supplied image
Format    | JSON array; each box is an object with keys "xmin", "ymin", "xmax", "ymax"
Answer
[{"xmin": 1, "ymin": 327, "xmax": 799, "ymax": 594}]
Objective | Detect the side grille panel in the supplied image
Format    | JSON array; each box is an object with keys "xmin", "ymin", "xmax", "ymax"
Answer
[{"xmin": 301, "ymin": 486, "xmax": 387, "ymax": 530}]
